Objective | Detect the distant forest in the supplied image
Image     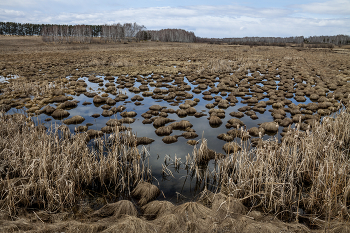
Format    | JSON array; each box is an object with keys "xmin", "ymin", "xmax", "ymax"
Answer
[{"xmin": 0, "ymin": 21, "xmax": 349, "ymax": 45}]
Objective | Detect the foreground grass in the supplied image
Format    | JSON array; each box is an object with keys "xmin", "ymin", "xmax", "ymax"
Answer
[
  {"xmin": 0, "ymin": 107, "xmax": 350, "ymax": 231},
  {"xmin": 0, "ymin": 113, "xmax": 152, "ymax": 215}
]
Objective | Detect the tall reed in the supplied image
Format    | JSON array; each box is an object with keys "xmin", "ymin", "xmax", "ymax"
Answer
[
  {"xmin": 184, "ymin": 106, "xmax": 350, "ymax": 222},
  {"xmin": 0, "ymin": 113, "xmax": 152, "ymax": 215}
]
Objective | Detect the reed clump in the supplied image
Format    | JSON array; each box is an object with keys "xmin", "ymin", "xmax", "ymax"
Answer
[{"xmin": 0, "ymin": 112, "xmax": 153, "ymax": 215}]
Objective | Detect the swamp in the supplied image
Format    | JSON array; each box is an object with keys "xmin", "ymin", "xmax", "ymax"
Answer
[{"xmin": 0, "ymin": 35, "xmax": 350, "ymax": 232}]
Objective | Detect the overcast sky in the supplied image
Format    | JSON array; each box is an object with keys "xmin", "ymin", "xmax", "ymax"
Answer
[{"xmin": 1, "ymin": 0, "xmax": 349, "ymax": 38}]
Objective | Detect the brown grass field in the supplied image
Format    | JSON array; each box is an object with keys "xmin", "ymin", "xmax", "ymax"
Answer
[{"xmin": 0, "ymin": 35, "xmax": 350, "ymax": 232}]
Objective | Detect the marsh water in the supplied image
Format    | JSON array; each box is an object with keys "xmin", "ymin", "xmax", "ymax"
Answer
[{"xmin": 1, "ymin": 72, "xmax": 320, "ymax": 202}]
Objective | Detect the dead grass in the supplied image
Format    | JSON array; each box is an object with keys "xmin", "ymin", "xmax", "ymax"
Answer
[
  {"xmin": 152, "ymin": 213, "xmax": 185, "ymax": 232},
  {"xmin": 89, "ymin": 200, "xmax": 137, "ymax": 218},
  {"xmin": 131, "ymin": 181, "xmax": 160, "ymax": 206},
  {"xmin": 173, "ymin": 202, "xmax": 213, "ymax": 222},
  {"xmin": 0, "ymin": 112, "xmax": 153, "ymax": 215},
  {"xmin": 141, "ymin": 200, "xmax": 174, "ymax": 220},
  {"xmin": 102, "ymin": 215, "xmax": 158, "ymax": 233},
  {"xmin": 183, "ymin": 105, "xmax": 350, "ymax": 223}
]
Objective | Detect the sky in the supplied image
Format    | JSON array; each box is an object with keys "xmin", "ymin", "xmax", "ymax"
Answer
[{"xmin": 0, "ymin": 0, "xmax": 349, "ymax": 38}]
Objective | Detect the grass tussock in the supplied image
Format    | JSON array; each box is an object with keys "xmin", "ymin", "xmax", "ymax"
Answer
[
  {"xmin": 173, "ymin": 202, "xmax": 212, "ymax": 222},
  {"xmin": 0, "ymin": 112, "xmax": 153, "ymax": 215},
  {"xmin": 131, "ymin": 181, "xmax": 160, "ymax": 206},
  {"xmin": 141, "ymin": 200, "xmax": 174, "ymax": 220},
  {"xmin": 152, "ymin": 213, "xmax": 185, "ymax": 232},
  {"xmin": 89, "ymin": 200, "xmax": 137, "ymax": 218},
  {"xmin": 102, "ymin": 215, "xmax": 158, "ymax": 233}
]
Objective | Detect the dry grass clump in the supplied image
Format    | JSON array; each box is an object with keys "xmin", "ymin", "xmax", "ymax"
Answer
[
  {"xmin": 153, "ymin": 117, "xmax": 175, "ymax": 128},
  {"xmin": 187, "ymin": 140, "xmax": 198, "ymax": 145},
  {"xmin": 330, "ymin": 222, "xmax": 350, "ymax": 233},
  {"xmin": 187, "ymin": 106, "xmax": 350, "ymax": 223},
  {"xmin": 61, "ymin": 221, "xmax": 107, "ymax": 233},
  {"xmin": 155, "ymin": 126, "xmax": 173, "ymax": 136},
  {"xmin": 259, "ymin": 121, "xmax": 279, "ymax": 133},
  {"xmin": 169, "ymin": 120, "xmax": 193, "ymax": 130},
  {"xmin": 213, "ymin": 215, "xmax": 309, "ymax": 233},
  {"xmin": 0, "ymin": 112, "xmax": 153, "ymax": 215},
  {"xmin": 90, "ymin": 200, "xmax": 138, "ymax": 218},
  {"xmin": 131, "ymin": 181, "xmax": 160, "ymax": 206},
  {"xmin": 186, "ymin": 218, "xmax": 214, "ymax": 233},
  {"xmin": 63, "ymin": 115, "xmax": 85, "ymax": 124},
  {"xmin": 207, "ymin": 59, "xmax": 233, "ymax": 73},
  {"xmin": 173, "ymin": 202, "xmax": 213, "ymax": 222},
  {"xmin": 2, "ymin": 79, "xmax": 55, "ymax": 98},
  {"xmin": 190, "ymin": 138, "xmax": 222, "ymax": 165},
  {"xmin": 0, "ymin": 218, "xmax": 35, "ymax": 232},
  {"xmin": 197, "ymin": 188, "xmax": 215, "ymax": 208},
  {"xmin": 162, "ymin": 135, "xmax": 178, "ymax": 144},
  {"xmin": 51, "ymin": 108, "xmax": 70, "ymax": 119},
  {"xmin": 56, "ymin": 101, "xmax": 78, "ymax": 109},
  {"xmin": 152, "ymin": 213, "xmax": 185, "ymax": 232},
  {"xmin": 102, "ymin": 215, "xmax": 158, "ymax": 233},
  {"xmin": 212, "ymin": 194, "xmax": 247, "ymax": 220},
  {"xmin": 222, "ymin": 141, "xmax": 242, "ymax": 154},
  {"xmin": 209, "ymin": 116, "xmax": 222, "ymax": 127},
  {"xmin": 141, "ymin": 200, "xmax": 174, "ymax": 220},
  {"xmin": 136, "ymin": 137, "xmax": 155, "ymax": 145},
  {"xmin": 227, "ymin": 118, "xmax": 244, "ymax": 128}
]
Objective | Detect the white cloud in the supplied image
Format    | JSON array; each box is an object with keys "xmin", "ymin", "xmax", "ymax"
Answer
[
  {"xmin": 293, "ymin": 0, "xmax": 350, "ymax": 16},
  {"xmin": 0, "ymin": 9, "xmax": 25, "ymax": 16},
  {"xmin": 0, "ymin": 0, "xmax": 43, "ymax": 7},
  {"xmin": 0, "ymin": 9, "xmax": 25, "ymax": 22}
]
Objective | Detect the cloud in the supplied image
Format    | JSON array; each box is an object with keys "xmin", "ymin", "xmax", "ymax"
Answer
[
  {"xmin": 0, "ymin": 9, "xmax": 25, "ymax": 21},
  {"xmin": 186, "ymin": 5, "xmax": 291, "ymax": 18},
  {"xmin": 293, "ymin": 0, "xmax": 350, "ymax": 16},
  {"xmin": 0, "ymin": 0, "xmax": 43, "ymax": 7},
  {"xmin": 0, "ymin": 9, "xmax": 25, "ymax": 16}
]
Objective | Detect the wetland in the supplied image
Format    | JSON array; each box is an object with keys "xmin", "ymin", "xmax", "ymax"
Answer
[{"xmin": 0, "ymin": 36, "xmax": 350, "ymax": 232}]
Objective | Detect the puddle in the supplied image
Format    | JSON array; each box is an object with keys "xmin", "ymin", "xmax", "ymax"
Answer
[{"xmin": 0, "ymin": 74, "xmax": 20, "ymax": 83}]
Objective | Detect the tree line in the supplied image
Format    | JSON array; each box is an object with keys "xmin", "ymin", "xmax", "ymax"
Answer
[
  {"xmin": 43, "ymin": 26, "xmax": 197, "ymax": 43},
  {"xmin": 42, "ymin": 25, "xmax": 93, "ymax": 43},
  {"xmin": 147, "ymin": 29, "xmax": 196, "ymax": 43},
  {"xmin": 1, "ymin": 21, "xmax": 349, "ymax": 45},
  {"xmin": 0, "ymin": 22, "xmax": 196, "ymax": 43},
  {"xmin": 0, "ymin": 22, "xmax": 103, "ymax": 37},
  {"xmin": 0, "ymin": 22, "xmax": 43, "ymax": 36},
  {"xmin": 0, "ymin": 22, "xmax": 147, "ymax": 43},
  {"xmin": 42, "ymin": 23, "xmax": 148, "ymax": 43},
  {"xmin": 197, "ymin": 35, "xmax": 350, "ymax": 46},
  {"xmin": 101, "ymin": 23, "xmax": 146, "ymax": 42}
]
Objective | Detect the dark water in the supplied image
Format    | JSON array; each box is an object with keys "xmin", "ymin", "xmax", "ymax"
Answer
[{"xmin": 2, "ymin": 72, "xmax": 319, "ymax": 202}]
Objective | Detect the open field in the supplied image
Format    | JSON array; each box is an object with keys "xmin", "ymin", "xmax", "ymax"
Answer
[{"xmin": 1, "ymin": 36, "xmax": 350, "ymax": 232}]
